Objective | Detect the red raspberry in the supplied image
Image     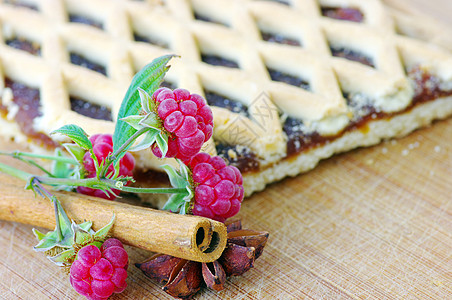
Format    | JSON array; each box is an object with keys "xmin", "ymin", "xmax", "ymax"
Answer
[
  {"xmin": 188, "ymin": 153, "xmax": 244, "ymax": 222},
  {"xmin": 77, "ymin": 134, "xmax": 135, "ymax": 200},
  {"xmin": 151, "ymin": 88, "xmax": 213, "ymax": 161},
  {"xmin": 70, "ymin": 238, "xmax": 128, "ymax": 300}
]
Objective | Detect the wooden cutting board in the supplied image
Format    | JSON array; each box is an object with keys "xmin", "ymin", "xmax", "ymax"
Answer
[{"xmin": 1, "ymin": 1, "xmax": 451, "ymax": 299}]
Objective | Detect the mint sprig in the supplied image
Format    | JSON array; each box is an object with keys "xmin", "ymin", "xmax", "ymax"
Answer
[{"xmin": 112, "ymin": 54, "xmax": 176, "ymax": 158}]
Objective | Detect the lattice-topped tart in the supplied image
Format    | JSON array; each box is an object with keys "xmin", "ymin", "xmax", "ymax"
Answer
[{"xmin": 1, "ymin": 0, "xmax": 452, "ymax": 196}]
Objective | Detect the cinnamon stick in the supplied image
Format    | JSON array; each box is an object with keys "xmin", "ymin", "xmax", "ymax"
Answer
[{"xmin": 0, "ymin": 173, "xmax": 227, "ymax": 263}]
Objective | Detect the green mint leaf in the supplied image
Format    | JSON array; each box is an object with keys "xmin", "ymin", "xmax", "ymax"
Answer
[
  {"xmin": 51, "ymin": 124, "xmax": 92, "ymax": 150},
  {"xmin": 112, "ymin": 54, "xmax": 176, "ymax": 154},
  {"xmin": 128, "ymin": 129, "xmax": 159, "ymax": 152}
]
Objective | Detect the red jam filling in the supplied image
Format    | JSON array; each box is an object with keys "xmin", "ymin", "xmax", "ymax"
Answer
[
  {"xmin": 268, "ymin": 68, "xmax": 310, "ymax": 90},
  {"xmin": 201, "ymin": 55, "xmax": 239, "ymax": 68},
  {"xmin": 201, "ymin": 91, "xmax": 258, "ymax": 171},
  {"xmin": 204, "ymin": 90, "xmax": 249, "ymax": 116},
  {"xmin": 70, "ymin": 53, "xmax": 106, "ymax": 76},
  {"xmin": 330, "ymin": 47, "xmax": 374, "ymax": 68},
  {"xmin": 5, "ymin": 0, "xmax": 38, "ymax": 10},
  {"xmin": 321, "ymin": 7, "xmax": 364, "ymax": 23},
  {"xmin": 70, "ymin": 97, "xmax": 112, "ymax": 121},
  {"xmin": 272, "ymin": 0, "xmax": 289, "ymax": 5},
  {"xmin": 6, "ymin": 38, "xmax": 41, "ymax": 56},
  {"xmin": 216, "ymin": 143, "xmax": 260, "ymax": 173},
  {"xmin": 133, "ymin": 33, "xmax": 170, "ymax": 49},
  {"xmin": 193, "ymin": 12, "xmax": 227, "ymax": 27},
  {"xmin": 69, "ymin": 14, "xmax": 103, "ymax": 29},
  {"xmin": 161, "ymin": 81, "xmax": 177, "ymax": 90},
  {"xmin": 261, "ymin": 31, "xmax": 301, "ymax": 47},
  {"xmin": 0, "ymin": 78, "xmax": 57, "ymax": 149}
]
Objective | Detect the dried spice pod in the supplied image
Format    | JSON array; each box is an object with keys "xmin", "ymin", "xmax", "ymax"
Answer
[
  {"xmin": 227, "ymin": 229, "xmax": 269, "ymax": 259},
  {"xmin": 225, "ymin": 219, "xmax": 242, "ymax": 232},
  {"xmin": 202, "ymin": 261, "xmax": 226, "ymax": 291},
  {"xmin": 135, "ymin": 254, "xmax": 183, "ymax": 284},
  {"xmin": 218, "ymin": 243, "xmax": 255, "ymax": 277},
  {"xmin": 137, "ymin": 219, "xmax": 269, "ymax": 299},
  {"xmin": 163, "ymin": 260, "xmax": 203, "ymax": 299}
]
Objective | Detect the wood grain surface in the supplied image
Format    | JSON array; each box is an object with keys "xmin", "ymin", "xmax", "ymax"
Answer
[{"xmin": 1, "ymin": 0, "xmax": 451, "ymax": 299}]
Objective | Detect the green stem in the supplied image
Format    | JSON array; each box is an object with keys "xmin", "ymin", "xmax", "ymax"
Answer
[
  {"xmin": 1, "ymin": 158, "xmax": 187, "ymax": 196},
  {"xmin": 14, "ymin": 156, "xmax": 54, "ymax": 177},
  {"xmin": 0, "ymin": 150, "xmax": 77, "ymax": 165},
  {"xmin": 36, "ymin": 176, "xmax": 116, "ymax": 188},
  {"xmin": 32, "ymin": 179, "xmax": 64, "ymax": 242},
  {"xmin": 0, "ymin": 161, "xmax": 33, "ymax": 181},
  {"xmin": 53, "ymin": 196, "xmax": 63, "ymax": 242},
  {"xmin": 120, "ymin": 186, "xmax": 187, "ymax": 194},
  {"xmin": 35, "ymin": 176, "xmax": 186, "ymax": 194},
  {"xmin": 99, "ymin": 127, "xmax": 149, "ymax": 177}
]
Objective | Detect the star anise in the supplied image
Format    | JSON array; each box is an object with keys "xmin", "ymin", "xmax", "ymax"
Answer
[{"xmin": 136, "ymin": 219, "xmax": 269, "ymax": 299}]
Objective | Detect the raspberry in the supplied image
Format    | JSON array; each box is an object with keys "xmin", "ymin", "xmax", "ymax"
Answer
[
  {"xmin": 188, "ymin": 153, "xmax": 244, "ymax": 222},
  {"xmin": 77, "ymin": 134, "xmax": 135, "ymax": 200},
  {"xmin": 70, "ymin": 238, "xmax": 128, "ymax": 300},
  {"xmin": 151, "ymin": 88, "xmax": 213, "ymax": 161}
]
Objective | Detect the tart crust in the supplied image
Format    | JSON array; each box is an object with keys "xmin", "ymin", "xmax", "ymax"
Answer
[
  {"xmin": 1, "ymin": 0, "xmax": 452, "ymax": 197},
  {"xmin": 244, "ymin": 95, "xmax": 452, "ymax": 195}
]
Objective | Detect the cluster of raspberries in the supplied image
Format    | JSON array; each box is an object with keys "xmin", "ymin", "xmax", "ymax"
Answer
[
  {"xmin": 78, "ymin": 89, "xmax": 244, "ymax": 222},
  {"xmin": 72, "ymin": 87, "xmax": 246, "ymax": 299},
  {"xmin": 151, "ymin": 87, "xmax": 213, "ymax": 161}
]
